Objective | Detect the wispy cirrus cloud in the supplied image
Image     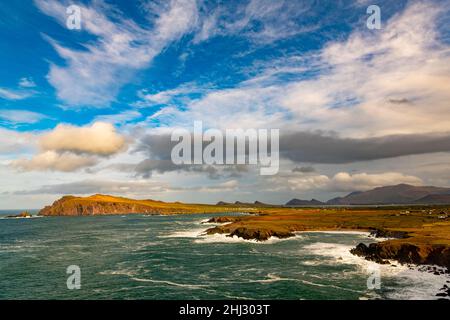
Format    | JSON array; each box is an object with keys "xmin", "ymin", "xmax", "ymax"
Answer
[
  {"xmin": 0, "ymin": 110, "xmax": 47, "ymax": 125},
  {"xmin": 0, "ymin": 77, "xmax": 37, "ymax": 100},
  {"xmin": 35, "ymin": 0, "xmax": 199, "ymax": 107},
  {"xmin": 194, "ymin": 0, "xmax": 324, "ymax": 43}
]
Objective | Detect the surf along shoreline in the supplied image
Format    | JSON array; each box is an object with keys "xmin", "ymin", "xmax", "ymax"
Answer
[
  {"xmin": 35, "ymin": 194, "xmax": 450, "ymax": 296},
  {"xmin": 201, "ymin": 208, "xmax": 450, "ymax": 298}
]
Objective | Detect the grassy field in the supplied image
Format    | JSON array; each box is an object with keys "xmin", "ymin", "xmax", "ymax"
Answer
[{"xmin": 206, "ymin": 206, "xmax": 450, "ymax": 245}]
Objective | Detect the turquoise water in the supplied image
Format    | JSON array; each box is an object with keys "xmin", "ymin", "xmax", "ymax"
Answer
[{"xmin": 0, "ymin": 211, "xmax": 448, "ymax": 300}]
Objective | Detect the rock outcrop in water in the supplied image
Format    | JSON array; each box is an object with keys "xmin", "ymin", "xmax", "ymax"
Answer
[
  {"xmin": 351, "ymin": 228, "xmax": 450, "ymax": 269},
  {"xmin": 206, "ymin": 225, "xmax": 294, "ymax": 241},
  {"xmin": 6, "ymin": 211, "xmax": 32, "ymax": 218},
  {"xmin": 350, "ymin": 242, "xmax": 450, "ymax": 269},
  {"xmin": 204, "ymin": 216, "xmax": 241, "ymax": 224}
]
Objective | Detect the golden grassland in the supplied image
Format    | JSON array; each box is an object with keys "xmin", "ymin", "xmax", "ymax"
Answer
[
  {"xmin": 206, "ymin": 207, "xmax": 450, "ymax": 246},
  {"xmin": 204, "ymin": 206, "xmax": 450, "ymax": 268}
]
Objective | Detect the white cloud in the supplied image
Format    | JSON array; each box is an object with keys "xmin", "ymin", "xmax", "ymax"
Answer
[
  {"xmin": 194, "ymin": 0, "xmax": 318, "ymax": 43},
  {"xmin": 12, "ymin": 151, "xmax": 98, "ymax": 172},
  {"xmin": 0, "ymin": 128, "xmax": 36, "ymax": 155},
  {"xmin": 280, "ymin": 2, "xmax": 450, "ymax": 137},
  {"xmin": 0, "ymin": 88, "xmax": 27, "ymax": 100},
  {"xmin": 0, "ymin": 77, "xmax": 37, "ymax": 100},
  {"xmin": 0, "ymin": 88, "xmax": 34, "ymax": 100},
  {"xmin": 94, "ymin": 110, "xmax": 142, "ymax": 125},
  {"xmin": 10, "ymin": 122, "xmax": 127, "ymax": 172},
  {"xmin": 145, "ymin": 85, "xmax": 286, "ymax": 130},
  {"xmin": 19, "ymin": 77, "xmax": 36, "ymax": 88},
  {"xmin": 134, "ymin": 82, "xmax": 209, "ymax": 107},
  {"xmin": 40, "ymin": 122, "xmax": 126, "ymax": 156},
  {"xmin": 285, "ymin": 171, "xmax": 423, "ymax": 192},
  {"xmin": 151, "ymin": 0, "xmax": 198, "ymax": 43},
  {"xmin": 0, "ymin": 110, "xmax": 47, "ymax": 125}
]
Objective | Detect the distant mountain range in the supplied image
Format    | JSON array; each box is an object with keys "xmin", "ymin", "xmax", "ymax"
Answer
[
  {"xmin": 216, "ymin": 201, "xmax": 277, "ymax": 207},
  {"xmin": 286, "ymin": 184, "xmax": 450, "ymax": 206}
]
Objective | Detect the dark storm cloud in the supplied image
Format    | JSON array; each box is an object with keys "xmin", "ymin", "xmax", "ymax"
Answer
[
  {"xmin": 388, "ymin": 98, "xmax": 413, "ymax": 104},
  {"xmin": 133, "ymin": 131, "xmax": 450, "ymax": 175},
  {"xmin": 133, "ymin": 133, "xmax": 251, "ymax": 178},
  {"xmin": 135, "ymin": 159, "xmax": 249, "ymax": 179},
  {"xmin": 280, "ymin": 131, "xmax": 450, "ymax": 163},
  {"xmin": 292, "ymin": 166, "xmax": 316, "ymax": 173}
]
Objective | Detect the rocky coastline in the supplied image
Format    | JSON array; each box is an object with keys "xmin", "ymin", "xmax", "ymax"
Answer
[{"xmin": 204, "ymin": 217, "xmax": 450, "ymax": 297}]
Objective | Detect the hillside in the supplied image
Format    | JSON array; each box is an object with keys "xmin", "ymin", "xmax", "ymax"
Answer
[
  {"xmin": 329, "ymin": 184, "xmax": 450, "ymax": 205},
  {"xmin": 413, "ymin": 194, "xmax": 450, "ymax": 204},
  {"xmin": 286, "ymin": 198, "xmax": 324, "ymax": 206},
  {"xmin": 287, "ymin": 184, "xmax": 450, "ymax": 206}
]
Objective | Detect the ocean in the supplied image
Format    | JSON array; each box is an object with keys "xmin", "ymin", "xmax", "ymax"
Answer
[{"xmin": 0, "ymin": 211, "xmax": 448, "ymax": 300}]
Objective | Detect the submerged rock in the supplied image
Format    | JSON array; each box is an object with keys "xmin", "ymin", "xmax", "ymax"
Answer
[{"xmin": 369, "ymin": 228, "xmax": 410, "ymax": 239}]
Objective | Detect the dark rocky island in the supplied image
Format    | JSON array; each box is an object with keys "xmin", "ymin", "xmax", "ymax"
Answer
[{"xmin": 6, "ymin": 211, "xmax": 32, "ymax": 218}]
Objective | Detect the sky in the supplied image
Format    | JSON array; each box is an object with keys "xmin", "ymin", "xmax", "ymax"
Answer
[{"xmin": 1, "ymin": 0, "xmax": 450, "ymax": 209}]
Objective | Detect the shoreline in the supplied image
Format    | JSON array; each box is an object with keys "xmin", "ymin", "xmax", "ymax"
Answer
[{"xmin": 201, "ymin": 220, "xmax": 450, "ymax": 299}]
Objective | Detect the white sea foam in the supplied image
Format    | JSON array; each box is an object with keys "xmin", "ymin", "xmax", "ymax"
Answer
[
  {"xmin": 302, "ymin": 241, "xmax": 450, "ymax": 300},
  {"xmin": 196, "ymin": 218, "xmax": 223, "ymax": 226},
  {"xmin": 301, "ymin": 230, "xmax": 371, "ymax": 236},
  {"xmin": 99, "ymin": 269, "xmax": 138, "ymax": 277},
  {"xmin": 0, "ymin": 215, "xmax": 43, "ymax": 220},
  {"xmin": 194, "ymin": 232, "xmax": 302, "ymax": 244},
  {"xmin": 159, "ymin": 228, "xmax": 207, "ymax": 238},
  {"xmin": 131, "ymin": 277, "xmax": 208, "ymax": 289},
  {"xmin": 250, "ymin": 273, "xmax": 297, "ymax": 283}
]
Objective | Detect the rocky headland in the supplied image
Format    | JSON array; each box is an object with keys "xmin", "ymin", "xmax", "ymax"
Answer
[{"xmin": 38, "ymin": 194, "xmax": 244, "ymax": 216}]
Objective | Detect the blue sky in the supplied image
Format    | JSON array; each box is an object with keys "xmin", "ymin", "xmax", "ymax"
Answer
[
  {"xmin": 0, "ymin": 0, "xmax": 409, "ymax": 130},
  {"xmin": 1, "ymin": 0, "xmax": 450, "ymax": 208}
]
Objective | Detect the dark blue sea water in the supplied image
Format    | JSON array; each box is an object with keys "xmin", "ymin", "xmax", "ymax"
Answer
[{"xmin": 0, "ymin": 211, "xmax": 448, "ymax": 300}]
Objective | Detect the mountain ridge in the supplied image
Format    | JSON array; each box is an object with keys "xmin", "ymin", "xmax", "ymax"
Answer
[{"xmin": 287, "ymin": 184, "xmax": 450, "ymax": 206}]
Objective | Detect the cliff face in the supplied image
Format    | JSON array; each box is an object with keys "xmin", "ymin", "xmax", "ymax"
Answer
[{"xmin": 39, "ymin": 195, "xmax": 165, "ymax": 216}]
